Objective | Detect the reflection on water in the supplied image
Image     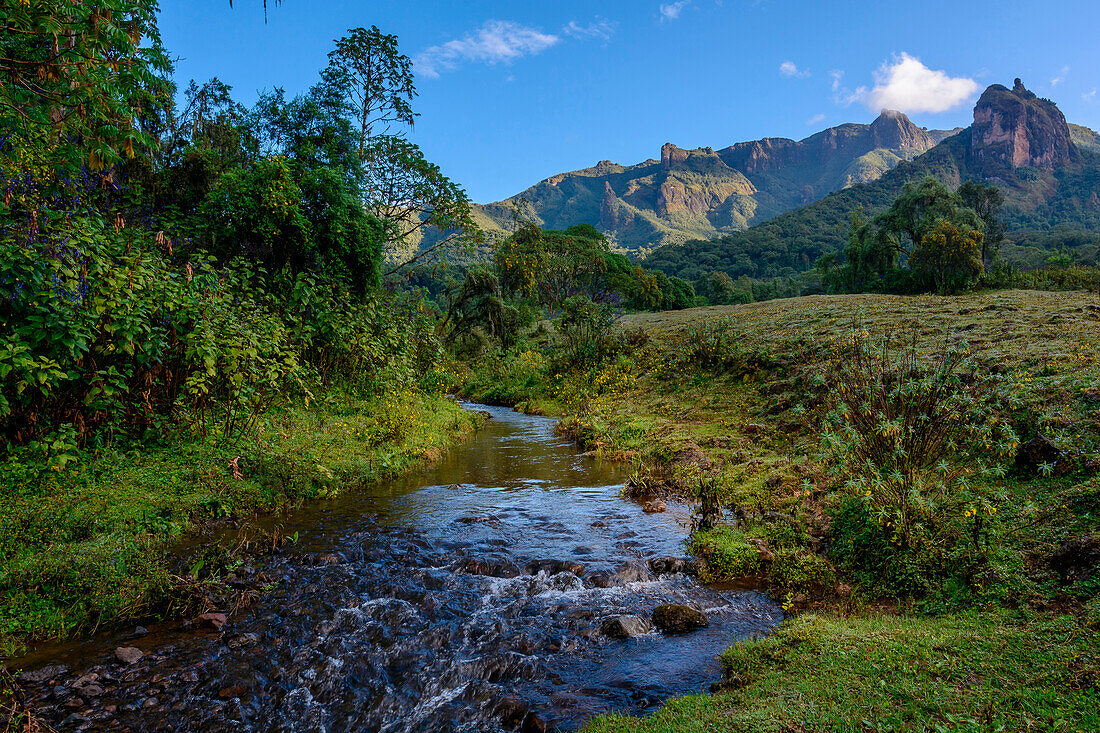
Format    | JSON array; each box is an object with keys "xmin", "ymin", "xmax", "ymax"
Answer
[{"xmin": 17, "ymin": 403, "xmax": 782, "ymax": 732}]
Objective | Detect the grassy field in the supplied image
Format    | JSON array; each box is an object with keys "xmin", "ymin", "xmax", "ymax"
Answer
[
  {"xmin": 532, "ymin": 290, "xmax": 1100, "ymax": 730},
  {"xmin": 584, "ymin": 609, "xmax": 1100, "ymax": 733},
  {"xmin": 0, "ymin": 391, "xmax": 481, "ymax": 656}
]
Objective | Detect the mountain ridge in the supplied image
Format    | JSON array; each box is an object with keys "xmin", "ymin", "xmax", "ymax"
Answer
[
  {"xmin": 446, "ymin": 112, "xmax": 963, "ymax": 254},
  {"xmin": 641, "ymin": 80, "xmax": 1100, "ymax": 282}
]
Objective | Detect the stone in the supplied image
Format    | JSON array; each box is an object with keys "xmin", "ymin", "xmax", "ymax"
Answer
[
  {"xmin": 599, "ymin": 615, "xmax": 652, "ymax": 639},
  {"xmin": 458, "ymin": 558, "xmax": 520, "ymax": 578},
  {"xmin": 647, "ymin": 556, "xmax": 699, "ymax": 576},
  {"xmin": 614, "ymin": 562, "xmax": 653, "ymax": 584},
  {"xmin": 642, "ymin": 500, "xmax": 667, "ymax": 514},
  {"xmin": 524, "ymin": 559, "xmax": 585, "ymax": 576},
  {"xmin": 748, "ymin": 538, "xmax": 775, "ymax": 564},
  {"xmin": 651, "ymin": 604, "xmax": 709, "ymax": 634},
  {"xmin": 227, "ymin": 633, "xmax": 260, "ymax": 650},
  {"xmin": 79, "ymin": 684, "xmax": 105, "ymax": 698},
  {"xmin": 1015, "ymin": 435, "xmax": 1066, "ymax": 475},
  {"xmin": 195, "ymin": 612, "xmax": 228, "ymax": 629},
  {"xmin": 18, "ymin": 664, "xmax": 69, "ymax": 684},
  {"xmin": 114, "ymin": 647, "xmax": 144, "ymax": 665}
]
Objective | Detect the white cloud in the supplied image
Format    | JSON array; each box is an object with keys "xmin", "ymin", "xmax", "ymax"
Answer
[
  {"xmin": 806, "ymin": 113, "xmax": 826, "ymax": 126},
  {"xmin": 563, "ymin": 18, "xmax": 616, "ymax": 41},
  {"xmin": 835, "ymin": 53, "xmax": 978, "ymax": 114},
  {"xmin": 659, "ymin": 1, "xmax": 690, "ymax": 20},
  {"xmin": 780, "ymin": 61, "xmax": 810, "ymax": 78},
  {"xmin": 1085, "ymin": 89, "xmax": 1097, "ymax": 103},
  {"xmin": 1051, "ymin": 65, "xmax": 1069, "ymax": 86},
  {"xmin": 415, "ymin": 20, "xmax": 560, "ymax": 78}
]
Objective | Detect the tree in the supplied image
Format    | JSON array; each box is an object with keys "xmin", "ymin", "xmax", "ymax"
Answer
[
  {"xmin": 699, "ymin": 270, "xmax": 737, "ymax": 305},
  {"xmin": 443, "ymin": 266, "xmax": 521, "ymax": 352},
  {"xmin": 957, "ymin": 180, "xmax": 1005, "ymax": 265},
  {"xmin": 0, "ymin": 0, "xmax": 170, "ymax": 191},
  {"xmin": 911, "ymin": 220, "xmax": 984, "ymax": 294},
  {"xmin": 323, "ymin": 26, "xmax": 417, "ymax": 155},
  {"xmin": 876, "ymin": 177, "xmax": 967, "ymax": 255},
  {"xmin": 361, "ymin": 136, "xmax": 481, "ymax": 273}
]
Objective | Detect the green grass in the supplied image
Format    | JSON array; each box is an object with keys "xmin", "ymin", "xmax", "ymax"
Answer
[
  {"xmin": 524, "ymin": 290, "xmax": 1100, "ymax": 730},
  {"xmin": 584, "ymin": 610, "xmax": 1100, "ymax": 732},
  {"xmin": 0, "ymin": 390, "xmax": 480, "ymax": 656}
]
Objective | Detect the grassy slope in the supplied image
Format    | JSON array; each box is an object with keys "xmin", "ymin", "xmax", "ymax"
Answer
[
  {"xmin": 555, "ymin": 290, "xmax": 1100, "ymax": 731},
  {"xmin": 0, "ymin": 391, "xmax": 481, "ymax": 655}
]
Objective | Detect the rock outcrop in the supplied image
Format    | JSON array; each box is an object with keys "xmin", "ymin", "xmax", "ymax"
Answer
[{"xmin": 970, "ymin": 79, "xmax": 1078, "ymax": 173}]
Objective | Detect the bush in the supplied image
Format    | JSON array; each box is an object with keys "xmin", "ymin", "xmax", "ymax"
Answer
[
  {"xmin": 691, "ymin": 526, "xmax": 763, "ymax": 582},
  {"xmin": 768, "ymin": 548, "xmax": 837, "ymax": 596},
  {"xmin": 820, "ymin": 331, "xmax": 1017, "ymax": 596},
  {"xmin": 553, "ymin": 295, "xmax": 617, "ymax": 369}
]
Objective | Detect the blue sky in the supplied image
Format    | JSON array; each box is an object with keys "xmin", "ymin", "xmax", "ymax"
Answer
[{"xmin": 160, "ymin": 0, "xmax": 1100, "ymax": 203}]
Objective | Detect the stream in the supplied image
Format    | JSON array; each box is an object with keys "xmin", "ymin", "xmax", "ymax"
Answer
[{"xmin": 14, "ymin": 404, "xmax": 782, "ymax": 732}]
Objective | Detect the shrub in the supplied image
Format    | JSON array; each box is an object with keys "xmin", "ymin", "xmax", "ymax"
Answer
[
  {"xmin": 768, "ymin": 548, "xmax": 837, "ymax": 596},
  {"xmin": 691, "ymin": 526, "xmax": 763, "ymax": 582},
  {"xmin": 553, "ymin": 295, "xmax": 616, "ymax": 369},
  {"xmin": 820, "ymin": 331, "xmax": 1016, "ymax": 595}
]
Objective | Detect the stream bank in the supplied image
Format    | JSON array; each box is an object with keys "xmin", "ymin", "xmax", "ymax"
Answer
[{"xmin": 10, "ymin": 404, "xmax": 782, "ymax": 732}]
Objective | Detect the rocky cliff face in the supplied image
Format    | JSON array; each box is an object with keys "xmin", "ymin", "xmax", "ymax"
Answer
[
  {"xmin": 458, "ymin": 111, "xmax": 954, "ymax": 253},
  {"xmin": 970, "ymin": 79, "xmax": 1078, "ymax": 173}
]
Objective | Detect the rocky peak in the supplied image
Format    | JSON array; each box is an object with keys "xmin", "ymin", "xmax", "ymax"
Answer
[
  {"xmin": 971, "ymin": 79, "xmax": 1077, "ymax": 171},
  {"xmin": 661, "ymin": 143, "xmax": 689, "ymax": 168},
  {"xmin": 870, "ymin": 109, "xmax": 935, "ymax": 151}
]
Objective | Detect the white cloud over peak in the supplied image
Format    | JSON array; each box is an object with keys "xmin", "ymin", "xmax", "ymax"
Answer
[
  {"xmin": 1051, "ymin": 65, "xmax": 1069, "ymax": 86},
  {"xmin": 659, "ymin": 1, "xmax": 690, "ymax": 21},
  {"xmin": 414, "ymin": 21, "xmax": 560, "ymax": 79},
  {"xmin": 1085, "ymin": 89, "xmax": 1098, "ymax": 103},
  {"xmin": 780, "ymin": 61, "xmax": 810, "ymax": 78},
  {"xmin": 833, "ymin": 53, "xmax": 978, "ymax": 114},
  {"xmin": 806, "ymin": 113, "xmax": 826, "ymax": 126},
  {"xmin": 862, "ymin": 53, "xmax": 979, "ymax": 113}
]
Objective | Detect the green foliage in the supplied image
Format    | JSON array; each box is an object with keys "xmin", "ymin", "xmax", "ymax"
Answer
[
  {"xmin": 554, "ymin": 295, "xmax": 617, "ymax": 369},
  {"xmin": 768, "ymin": 548, "xmax": 837, "ymax": 595},
  {"xmin": 0, "ymin": 0, "xmax": 171, "ymax": 184},
  {"xmin": 821, "ymin": 331, "xmax": 1017, "ymax": 594},
  {"xmin": 690, "ymin": 526, "xmax": 762, "ymax": 582},
  {"xmin": 911, "ymin": 219, "xmax": 985, "ymax": 294},
  {"xmin": 581, "ymin": 612, "xmax": 1100, "ymax": 733}
]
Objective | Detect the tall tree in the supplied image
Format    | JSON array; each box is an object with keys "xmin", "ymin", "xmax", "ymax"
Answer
[
  {"xmin": 362, "ymin": 135, "xmax": 480, "ymax": 274},
  {"xmin": 911, "ymin": 220, "xmax": 985, "ymax": 294},
  {"xmin": 957, "ymin": 180, "xmax": 1006, "ymax": 265},
  {"xmin": 876, "ymin": 177, "xmax": 968, "ymax": 254},
  {"xmin": 323, "ymin": 26, "xmax": 417, "ymax": 155}
]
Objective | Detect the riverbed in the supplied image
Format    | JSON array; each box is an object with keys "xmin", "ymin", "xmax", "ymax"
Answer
[{"xmin": 15, "ymin": 404, "xmax": 782, "ymax": 731}]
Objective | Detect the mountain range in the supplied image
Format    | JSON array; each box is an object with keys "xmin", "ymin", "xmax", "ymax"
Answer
[
  {"xmin": 642, "ymin": 79, "xmax": 1100, "ymax": 282},
  {"xmin": 455, "ymin": 111, "xmax": 962, "ymax": 254}
]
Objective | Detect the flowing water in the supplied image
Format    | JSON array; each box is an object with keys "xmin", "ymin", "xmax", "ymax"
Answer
[{"xmin": 15, "ymin": 404, "xmax": 782, "ymax": 732}]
